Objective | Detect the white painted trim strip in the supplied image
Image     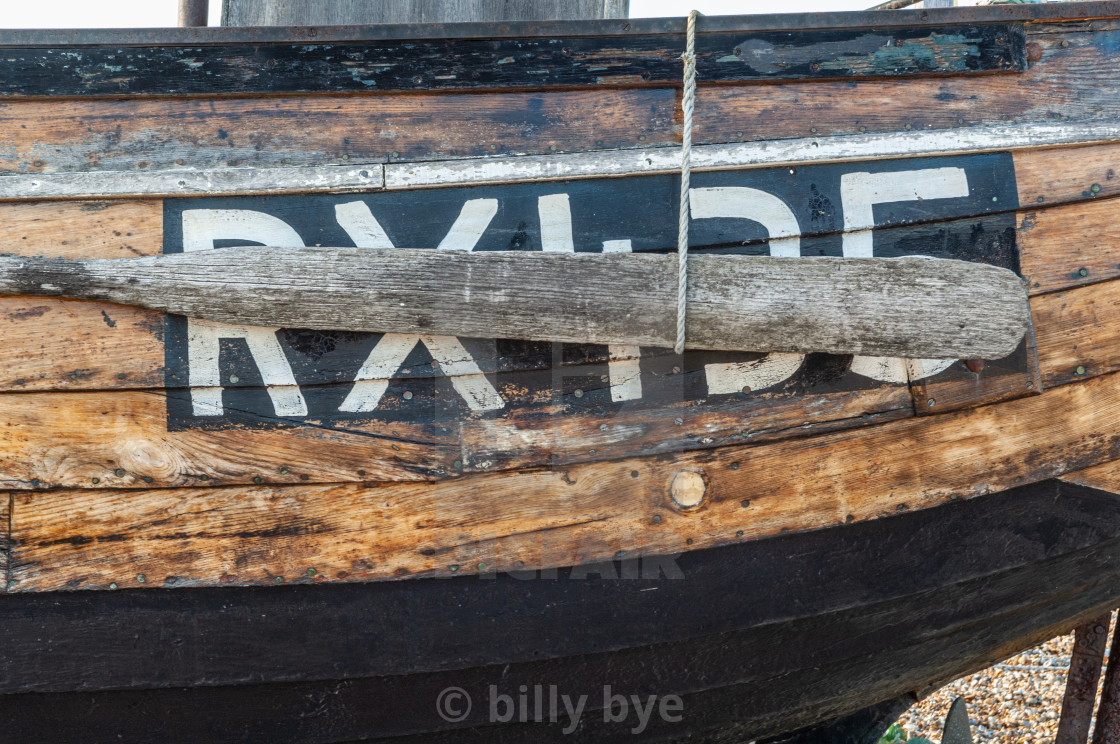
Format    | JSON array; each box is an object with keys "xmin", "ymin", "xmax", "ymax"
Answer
[
  {"xmin": 0, "ymin": 164, "xmax": 385, "ymax": 200},
  {"xmin": 386, "ymin": 119, "xmax": 1120, "ymax": 190},
  {"xmin": 2, "ymin": 119, "xmax": 1119, "ymax": 200}
]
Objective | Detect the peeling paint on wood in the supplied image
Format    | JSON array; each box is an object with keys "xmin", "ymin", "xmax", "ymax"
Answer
[{"xmin": 0, "ymin": 25, "xmax": 1024, "ymax": 99}]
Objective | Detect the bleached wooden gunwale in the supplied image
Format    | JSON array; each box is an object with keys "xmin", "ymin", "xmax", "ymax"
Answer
[{"xmin": 3, "ymin": 119, "xmax": 1120, "ymax": 200}]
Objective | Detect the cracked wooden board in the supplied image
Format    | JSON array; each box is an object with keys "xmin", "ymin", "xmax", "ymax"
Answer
[
  {"xmin": 0, "ymin": 390, "xmax": 459, "ymax": 490},
  {"xmin": 11, "ymin": 366, "xmax": 1120, "ymax": 592}
]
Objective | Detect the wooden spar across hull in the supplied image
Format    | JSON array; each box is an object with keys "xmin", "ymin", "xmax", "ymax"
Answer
[{"xmin": 4, "ymin": 3, "xmax": 1120, "ymax": 741}]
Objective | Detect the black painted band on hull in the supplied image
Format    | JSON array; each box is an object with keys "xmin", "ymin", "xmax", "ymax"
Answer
[{"xmin": 3, "ymin": 480, "xmax": 1120, "ymax": 742}]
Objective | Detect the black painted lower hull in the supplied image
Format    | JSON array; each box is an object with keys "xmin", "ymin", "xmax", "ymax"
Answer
[{"xmin": 4, "ymin": 479, "xmax": 1120, "ymax": 743}]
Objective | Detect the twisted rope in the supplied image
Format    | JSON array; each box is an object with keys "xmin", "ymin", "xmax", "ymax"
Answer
[{"xmin": 675, "ymin": 9, "xmax": 698, "ymax": 355}]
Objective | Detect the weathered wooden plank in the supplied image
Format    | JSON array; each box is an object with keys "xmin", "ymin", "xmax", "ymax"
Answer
[
  {"xmin": 0, "ymin": 200, "xmax": 166, "ymax": 391},
  {"xmin": 459, "ymin": 384, "xmax": 913, "ymax": 471},
  {"xmin": 1061, "ymin": 459, "xmax": 1120, "ymax": 495},
  {"xmin": 0, "ymin": 300, "xmax": 165, "ymax": 393},
  {"xmin": 1, "ymin": 479, "xmax": 1116, "ymax": 717},
  {"xmin": 0, "ymin": 200, "xmax": 163, "ymax": 259},
  {"xmin": 1019, "ymin": 196, "xmax": 1120, "ymax": 296},
  {"xmin": 0, "ymin": 367, "xmax": 915, "ymax": 489},
  {"xmin": 0, "ymin": 391, "xmax": 458, "ymax": 490},
  {"xmin": 692, "ymin": 26, "xmax": 1120, "ymax": 145},
  {"xmin": 12, "ymin": 366, "xmax": 1120, "ymax": 590},
  {"xmin": 1015, "ymin": 141, "xmax": 1120, "ymax": 209},
  {"xmin": 0, "ymin": 90, "xmax": 677, "ymax": 176},
  {"xmin": 0, "ymin": 26, "xmax": 1112, "ymax": 189},
  {"xmin": 224, "ymin": 0, "xmax": 627, "ymax": 25},
  {"xmin": 908, "ymin": 330, "xmax": 1041, "ymax": 415},
  {"xmin": 0, "ymin": 493, "xmax": 8, "ymax": 591},
  {"xmin": 0, "ymin": 250, "xmax": 1030, "ymax": 359},
  {"xmin": 1033, "ymin": 278, "xmax": 1120, "ymax": 389},
  {"xmin": 0, "ymin": 25, "xmax": 1023, "ymax": 99},
  {"xmin": 2, "ymin": 481, "xmax": 1119, "ymax": 744}
]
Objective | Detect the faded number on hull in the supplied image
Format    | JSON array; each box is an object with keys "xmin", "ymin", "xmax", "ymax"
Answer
[{"xmin": 163, "ymin": 153, "xmax": 1021, "ymax": 430}]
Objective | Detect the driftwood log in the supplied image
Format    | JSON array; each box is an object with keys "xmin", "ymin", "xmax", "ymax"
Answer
[{"xmin": 0, "ymin": 249, "xmax": 1028, "ymax": 358}]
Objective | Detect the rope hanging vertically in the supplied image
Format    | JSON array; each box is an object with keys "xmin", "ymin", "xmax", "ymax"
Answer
[{"xmin": 675, "ymin": 10, "xmax": 699, "ymax": 355}]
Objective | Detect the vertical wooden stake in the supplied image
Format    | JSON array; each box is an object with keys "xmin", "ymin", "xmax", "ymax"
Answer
[
  {"xmin": 179, "ymin": 0, "xmax": 209, "ymax": 27},
  {"xmin": 1093, "ymin": 615, "xmax": 1120, "ymax": 744},
  {"xmin": 1058, "ymin": 614, "xmax": 1112, "ymax": 744}
]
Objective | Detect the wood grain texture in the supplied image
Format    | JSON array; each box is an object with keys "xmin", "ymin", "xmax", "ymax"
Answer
[
  {"xmin": 0, "ymin": 377, "xmax": 912, "ymax": 489},
  {"xmin": 0, "ymin": 90, "xmax": 678, "ymax": 175},
  {"xmin": 1033, "ymin": 278, "xmax": 1120, "ymax": 389},
  {"xmin": 1019, "ymin": 196, "xmax": 1120, "ymax": 296},
  {"xmin": 1061, "ymin": 459, "xmax": 1120, "ymax": 495},
  {"xmin": 909, "ymin": 331, "xmax": 1042, "ymax": 415},
  {"xmin": 1014, "ymin": 142, "xmax": 1120, "ymax": 209},
  {"xmin": 224, "ymin": 0, "xmax": 626, "ymax": 24},
  {"xmin": 692, "ymin": 27, "xmax": 1120, "ymax": 146},
  {"xmin": 459, "ymin": 384, "xmax": 913, "ymax": 471},
  {"xmin": 0, "ymin": 391, "xmax": 457, "ymax": 490},
  {"xmin": 0, "ymin": 251, "xmax": 1031, "ymax": 359},
  {"xmin": 0, "ymin": 494, "xmax": 8, "ymax": 590},
  {"xmin": 0, "ymin": 200, "xmax": 166, "ymax": 391},
  {"xmin": 0, "ymin": 200, "xmax": 162, "ymax": 259},
  {"xmin": 0, "ymin": 25, "xmax": 1111, "ymax": 181},
  {"xmin": 0, "ymin": 300, "xmax": 164, "ymax": 392},
  {"xmin": 2, "ymin": 479, "xmax": 1118, "ymax": 732},
  {"xmin": 2, "ymin": 502, "xmax": 1118, "ymax": 744},
  {"xmin": 13, "ymin": 367, "xmax": 1120, "ymax": 590}
]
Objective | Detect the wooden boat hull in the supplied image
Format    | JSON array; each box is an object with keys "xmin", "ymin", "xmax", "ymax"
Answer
[
  {"xmin": 4, "ymin": 3, "xmax": 1120, "ymax": 740},
  {"xmin": 3, "ymin": 478, "xmax": 1120, "ymax": 742}
]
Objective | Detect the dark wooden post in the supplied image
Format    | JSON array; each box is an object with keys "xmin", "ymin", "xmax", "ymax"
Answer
[
  {"xmin": 222, "ymin": 0, "xmax": 628, "ymax": 26},
  {"xmin": 179, "ymin": 0, "xmax": 210, "ymax": 26},
  {"xmin": 1057, "ymin": 614, "xmax": 1112, "ymax": 744}
]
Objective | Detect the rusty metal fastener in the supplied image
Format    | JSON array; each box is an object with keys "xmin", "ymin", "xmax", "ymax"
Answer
[{"xmin": 965, "ymin": 359, "xmax": 986, "ymax": 374}]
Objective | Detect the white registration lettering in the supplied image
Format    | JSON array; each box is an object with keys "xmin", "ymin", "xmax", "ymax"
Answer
[
  {"xmin": 690, "ymin": 187, "xmax": 806, "ymax": 393},
  {"xmin": 181, "ymin": 209, "xmax": 308, "ymax": 417},
  {"xmin": 840, "ymin": 167, "xmax": 969, "ymax": 382},
  {"xmin": 335, "ymin": 200, "xmax": 505, "ymax": 412}
]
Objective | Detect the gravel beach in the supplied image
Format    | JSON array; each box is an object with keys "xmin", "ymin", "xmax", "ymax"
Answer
[{"xmin": 895, "ymin": 616, "xmax": 1118, "ymax": 742}]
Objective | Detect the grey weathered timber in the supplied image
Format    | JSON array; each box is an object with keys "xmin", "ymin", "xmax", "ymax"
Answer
[
  {"xmin": 179, "ymin": 0, "xmax": 210, "ymax": 27},
  {"xmin": 0, "ymin": 250, "xmax": 1029, "ymax": 358},
  {"xmin": 222, "ymin": 0, "xmax": 628, "ymax": 25}
]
